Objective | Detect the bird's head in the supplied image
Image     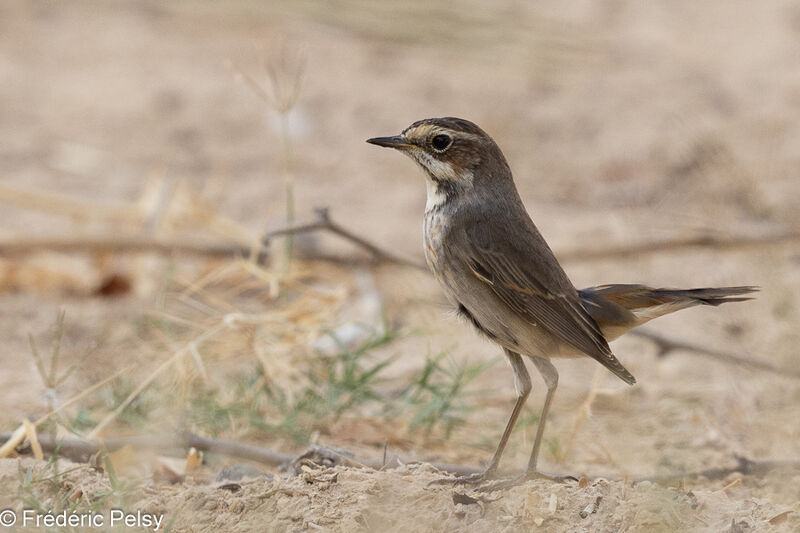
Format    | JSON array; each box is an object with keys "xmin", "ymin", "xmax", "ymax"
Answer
[{"xmin": 367, "ymin": 117, "xmax": 511, "ymax": 208}]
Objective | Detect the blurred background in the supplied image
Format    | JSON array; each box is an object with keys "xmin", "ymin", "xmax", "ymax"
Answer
[{"xmin": 0, "ymin": 1, "xmax": 798, "ymax": 530}]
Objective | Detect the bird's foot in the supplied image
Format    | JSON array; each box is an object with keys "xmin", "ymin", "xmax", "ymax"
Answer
[
  {"xmin": 428, "ymin": 468, "xmax": 497, "ymax": 487},
  {"xmin": 474, "ymin": 471, "xmax": 578, "ymax": 493}
]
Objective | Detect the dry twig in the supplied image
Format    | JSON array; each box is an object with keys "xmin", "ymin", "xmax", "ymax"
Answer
[
  {"xmin": 0, "ymin": 236, "xmax": 255, "ymax": 258},
  {"xmin": 630, "ymin": 329, "xmax": 800, "ymax": 379},
  {"xmin": 263, "ymin": 207, "xmax": 426, "ymax": 270},
  {"xmin": 556, "ymin": 230, "xmax": 800, "ymax": 262},
  {"xmin": 634, "ymin": 455, "xmax": 800, "ymax": 484},
  {"xmin": 5, "ymin": 431, "xmax": 798, "ymax": 485},
  {"xmin": 1, "ymin": 431, "xmax": 481, "ymax": 476},
  {"xmin": 3, "ymin": 187, "xmax": 797, "ymax": 270}
]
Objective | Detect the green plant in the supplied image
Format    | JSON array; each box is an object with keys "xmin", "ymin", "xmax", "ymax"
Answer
[
  {"xmin": 95, "ymin": 452, "xmax": 143, "ymax": 510},
  {"xmin": 17, "ymin": 455, "xmax": 83, "ymax": 514},
  {"xmin": 400, "ymin": 350, "xmax": 496, "ymax": 439},
  {"xmin": 183, "ymin": 322, "xmax": 401, "ymax": 444},
  {"xmin": 313, "ymin": 324, "xmax": 400, "ymax": 418},
  {"xmin": 97, "ymin": 378, "xmax": 158, "ymax": 430}
]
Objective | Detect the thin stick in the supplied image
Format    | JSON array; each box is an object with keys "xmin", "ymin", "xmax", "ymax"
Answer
[
  {"xmin": 2, "ymin": 431, "xmax": 481, "ymax": 476},
  {"xmin": 3, "ymin": 218, "xmax": 797, "ymax": 269},
  {"xmin": 5, "ymin": 431, "xmax": 798, "ymax": 484},
  {"xmin": 556, "ymin": 231, "xmax": 800, "ymax": 262},
  {"xmin": 630, "ymin": 329, "xmax": 800, "ymax": 378},
  {"xmin": 634, "ymin": 455, "xmax": 800, "ymax": 484},
  {"xmin": 279, "ymin": 109, "xmax": 296, "ymax": 270},
  {"xmin": 560, "ymin": 364, "xmax": 604, "ymax": 463},
  {"xmin": 0, "ymin": 236, "xmax": 253, "ymax": 258},
  {"xmin": 264, "ymin": 207, "xmax": 427, "ymax": 270}
]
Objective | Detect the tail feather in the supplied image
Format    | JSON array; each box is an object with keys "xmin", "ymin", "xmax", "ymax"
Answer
[
  {"xmin": 656, "ymin": 286, "xmax": 759, "ymax": 306},
  {"xmin": 579, "ymin": 284, "xmax": 758, "ymax": 340}
]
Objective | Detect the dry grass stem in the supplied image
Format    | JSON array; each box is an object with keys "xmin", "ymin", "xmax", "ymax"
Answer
[
  {"xmin": 33, "ymin": 364, "xmax": 136, "ymax": 428},
  {"xmin": 0, "ymin": 424, "xmax": 27, "ymax": 459},
  {"xmin": 22, "ymin": 419, "xmax": 43, "ymax": 461},
  {"xmin": 560, "ymin": 364, "xmax": 604, "ymax": 463},
  {"xmin": 87, "ymin": 322, "xmax": 229, "ymax": 438},
  {"xmin": 230, "ymin": 45, "xmax": 306, "ymax": 270},
  {"xmin": 0, "ymin": 183, "xmax": 144, "ymax": 225}
]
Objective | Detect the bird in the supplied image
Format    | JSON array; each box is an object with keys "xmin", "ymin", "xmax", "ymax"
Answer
[{"xmin": 367, "ymin": 117, "xmax": 757, "ymax": 491}]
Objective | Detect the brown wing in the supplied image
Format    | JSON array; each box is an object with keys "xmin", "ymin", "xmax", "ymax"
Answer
[{"xmin": 462, "ymin": 222, "xmax": 636, "ymax": 385}]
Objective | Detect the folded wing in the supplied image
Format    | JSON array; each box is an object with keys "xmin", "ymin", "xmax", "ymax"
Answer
[{"xmin": 462, "ymin": 221, "xmax": 636, "ymax": 385}]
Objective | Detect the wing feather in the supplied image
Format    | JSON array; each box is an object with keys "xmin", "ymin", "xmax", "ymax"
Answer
[{"xmin": 463, "ymin": 222, "xmax": 636, "ymax": 385}]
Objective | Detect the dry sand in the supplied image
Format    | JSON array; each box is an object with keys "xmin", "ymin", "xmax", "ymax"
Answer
[{"xmin": 1, "ymin": 1, "xmax": 799, "ymax": 531}]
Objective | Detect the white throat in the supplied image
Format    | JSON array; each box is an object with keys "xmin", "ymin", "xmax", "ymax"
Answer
[
  {"xmin": 405, "ymin": 150, "xmax": 473, "ymax": 212},
  {"xmin": 425, "ymin": 178, "xmax": 447, "ymax": 211}
]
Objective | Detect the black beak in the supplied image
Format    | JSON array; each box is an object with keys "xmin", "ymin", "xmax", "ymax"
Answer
[{"xmin": 366, "ymin": 135, "xmax": 413, "ymax": 149}]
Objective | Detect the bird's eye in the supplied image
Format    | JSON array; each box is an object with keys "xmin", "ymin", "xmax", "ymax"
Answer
[{"xmin": 431, "ymin": 134, "xmax": 452, "ymax": 152}]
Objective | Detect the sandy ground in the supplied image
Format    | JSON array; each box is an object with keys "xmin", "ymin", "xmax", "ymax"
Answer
[
  {"xmin": 1, "ymin": 1, "xmax": 799, "ymax": 531},
  {"xmin": 1, "ymin": 457, "xmax": 799, "ymax": 533}
]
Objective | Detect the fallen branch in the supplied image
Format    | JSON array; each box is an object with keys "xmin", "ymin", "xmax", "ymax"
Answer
[
  {"xmin": 0, "ymin": 207, "xmax": 421, "ymax": 269},
  {"xmin": 556, "ymin": 230, "xmax": 800, "ymax": 262},
  {"xmin": 635, "ymin": 455, "xmax": 800, "ymax": 484},
  {"xmin": 0, "ymin": 235, "xmax": 386, "ymax": 270},
  {"xmin": 2, "ymin": 197, "xmax": 797, "ymax": 269},
  {"xmin": 1, "ymin": 432, "xmax": 289, "ymax": 466},
  {"xmin": 0, "ymin": 431, "xmax": 481, "ymax": 477},
  {"xmin": 4, "ymin": 431, "xmax": 799, "ymax": 485},
  {"xmin": 0, "ymin": 236, "xmax": 255, "ymax": 259},
  {"xmin": 630, "ymin": 329, "xmax": 800, "ymax": 379},
  {"xmin": 263, "ymin": 207, "xmax": 427, "ymax": 270}
]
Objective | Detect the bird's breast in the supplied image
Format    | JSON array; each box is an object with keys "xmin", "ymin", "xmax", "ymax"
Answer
[
  {"xmin": 421, "ymin": 207, "xmax": 474, "ymax": 311},
  {"xmin": 423, "ymin": 209, "xmax": 443, "ymax": 269},
  {"xmin": 423, "ymin": 203, "xmax": 481, "ymax": 295}
]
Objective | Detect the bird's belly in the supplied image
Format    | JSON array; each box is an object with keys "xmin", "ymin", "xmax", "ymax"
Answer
[
  {"xmin": 423, "ymin": 218, "xmax": 563, "ymax": 358},
  {"xmin": 462, "ymin": 294, "xmax": 565, "ymax": 358}
]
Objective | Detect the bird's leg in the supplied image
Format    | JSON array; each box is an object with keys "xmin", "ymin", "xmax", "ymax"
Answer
[
  {"xmin": 525, "ymin": 356, "xmax": 558, "ymax": 474},
  {"xmin": 477, "ymin": 357, "xmax": 575, "ymax": 492},
  {"xmin": 432, "ymin": 350, "xmax": 531, "ymax": 485}
]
